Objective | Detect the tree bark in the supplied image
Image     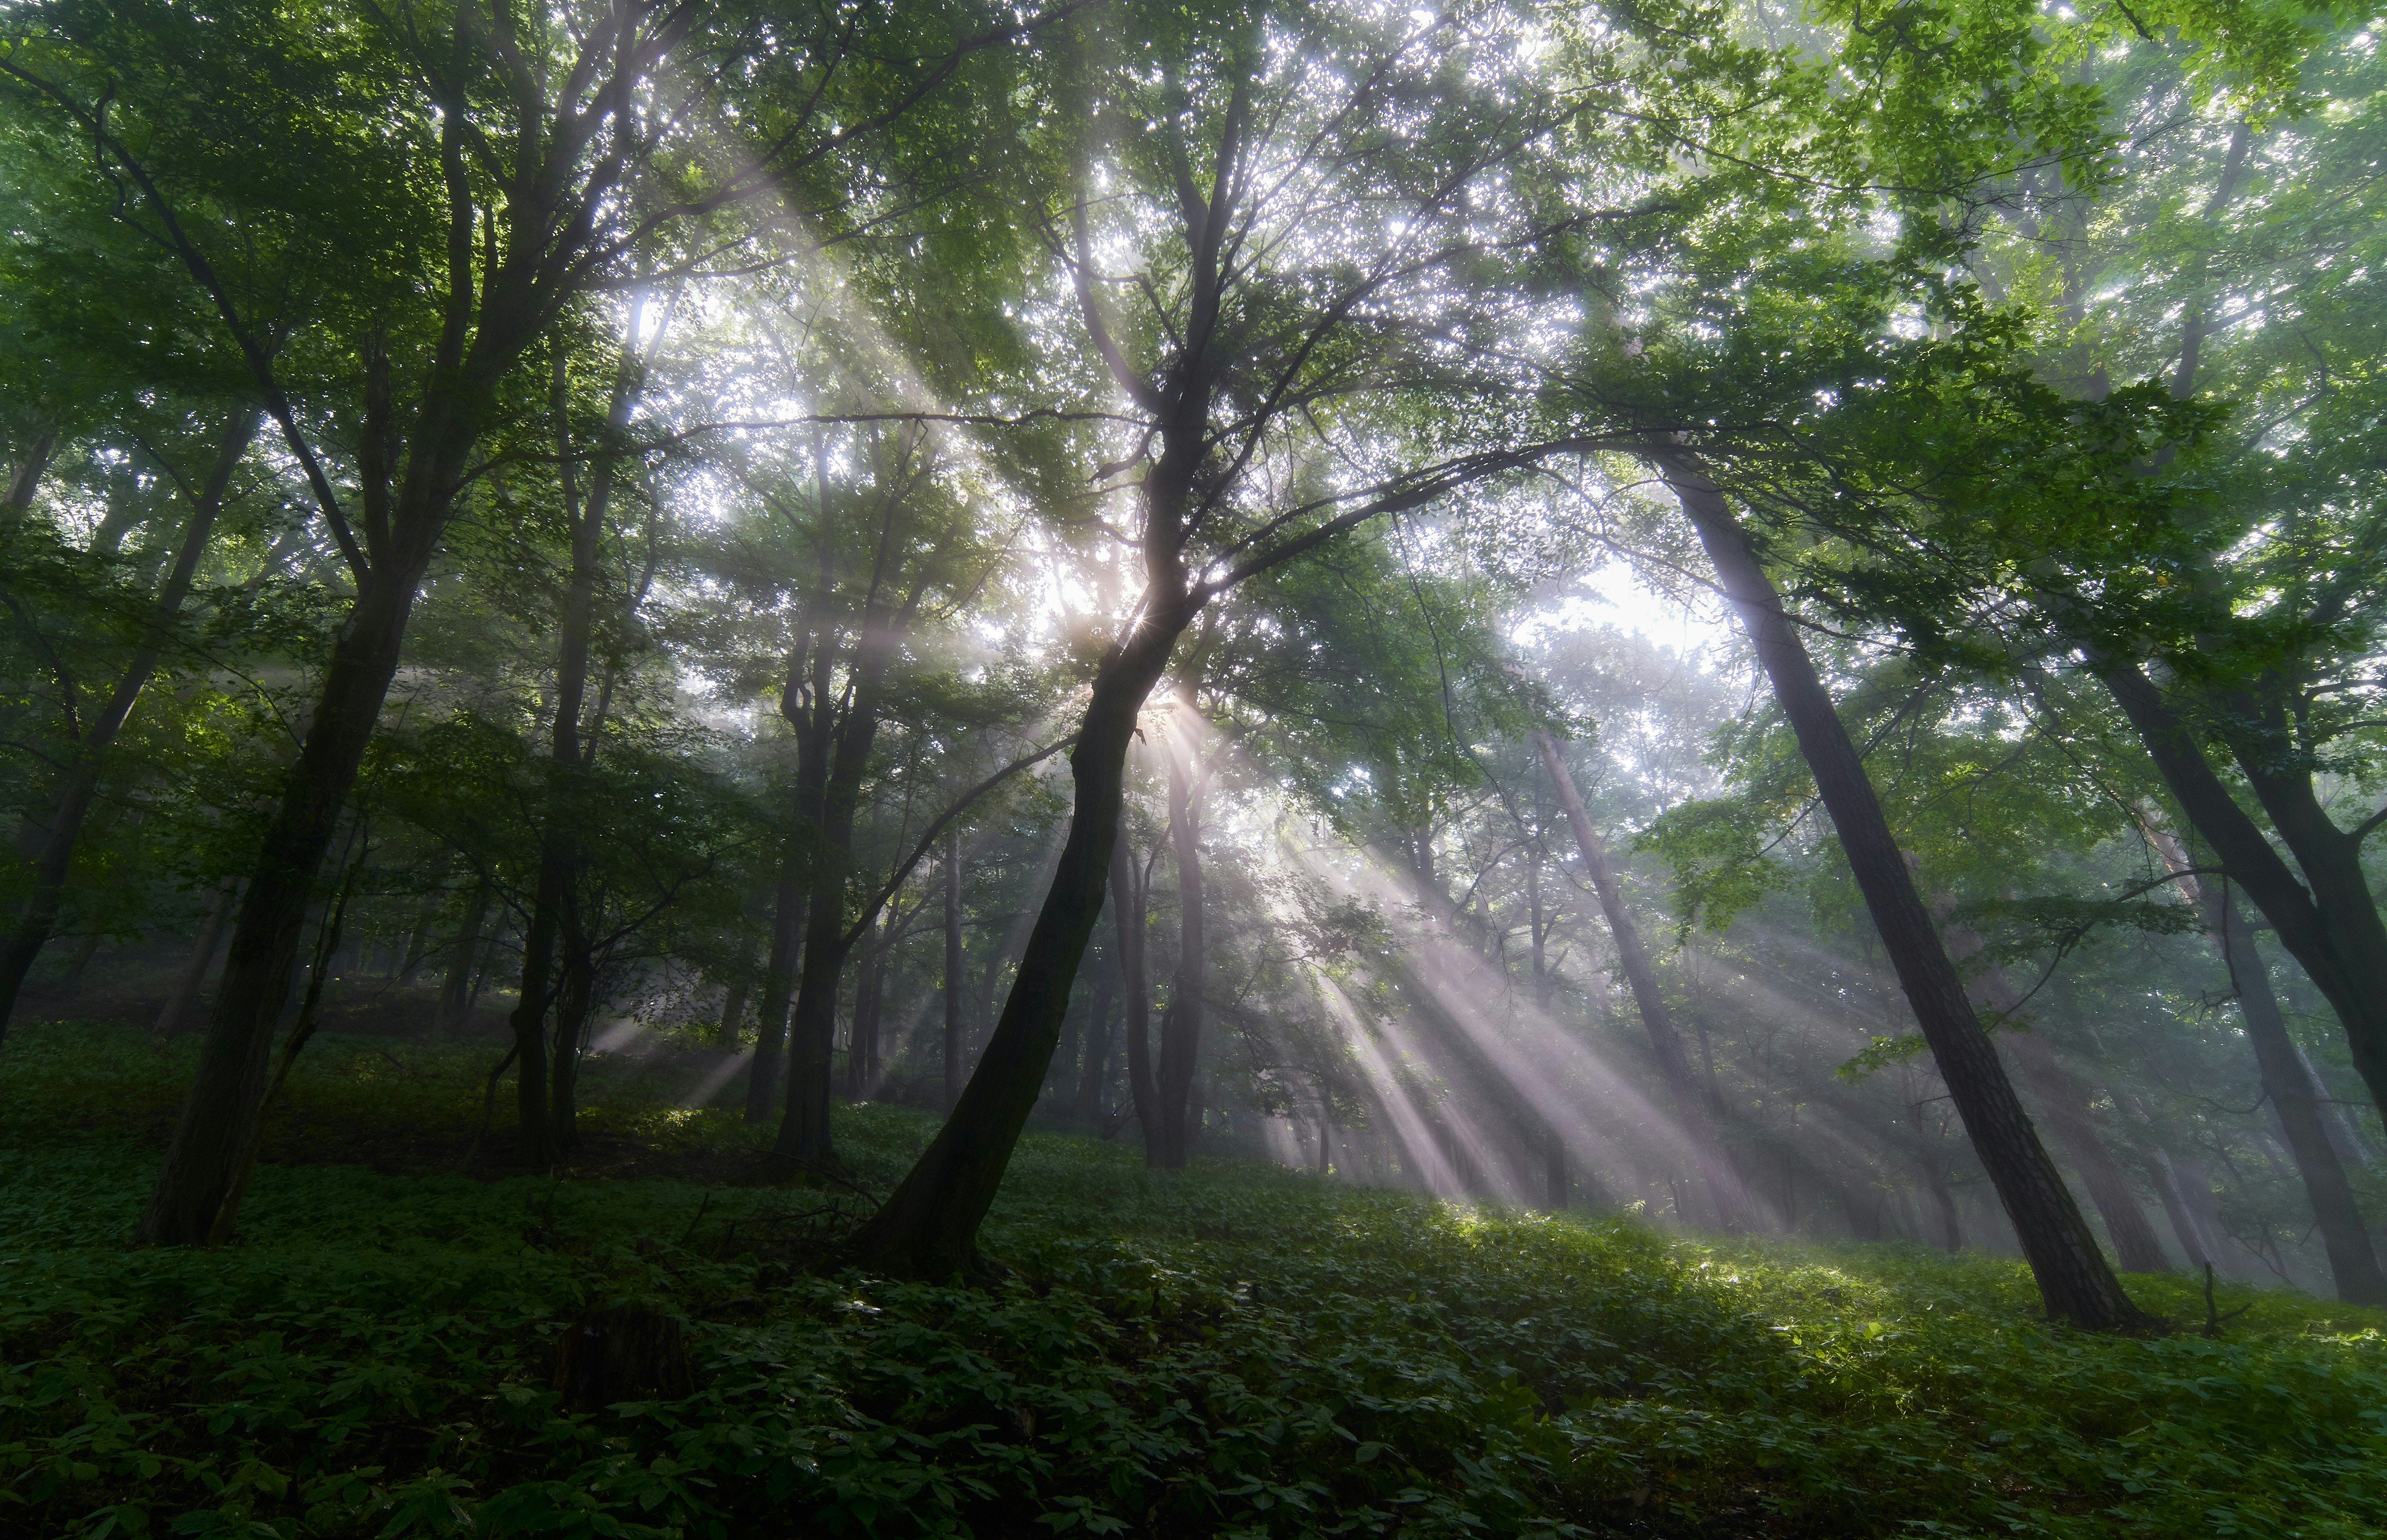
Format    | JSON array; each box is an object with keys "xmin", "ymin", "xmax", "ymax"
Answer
[
  {"xmin": 0, "ymin": 411, "xmax": 258, "ymax": 1036},
  {"xmin": 1112, "ymin": 828, "xmax": 1159, "ymax": 1154},
  {"xmin": 1665, "ymin": 457, "xmax": 2149, "ymax": 1329},
  {"xmin": 547, "ymin": 913, "xmax": 598, "ymax": 1151},
  {"xmin": 1535, "ymin": 731, "xmax": 1752, "ymax": 1230},
  {"xmin": 1153, "ymin": 699, "xmax": 1206, "ymax": 1169}
]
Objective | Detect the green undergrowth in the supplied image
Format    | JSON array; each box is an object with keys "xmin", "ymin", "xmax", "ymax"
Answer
[{"xmin": 1, "ymin": 1023, "xmax": 2384, "ymax": 1538}]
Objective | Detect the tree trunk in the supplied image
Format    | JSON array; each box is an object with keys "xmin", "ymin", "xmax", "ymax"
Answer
[
  {"xmin": 1535, "ymin": 731, "xmax": 1752, "ymax": 1230},
  {"xmin": 437, "ymin": 884, "xmax": 491, "ymax": 1033},
  {"xmin": 846, "ymin": 927, "xmax": 884, "ymax": 1097},
  {"xmin": 508, "ymin": 339, "xmax": 641, "ymax": 1160},
  {"xmin": 3, "ymin": 430, "xmax": 54, "ymax": 514},
  {"xmin": 848, "ymin": 598, "xmax": 1189, "ymax": 1277},
  {"xmin": 1666, "ymin": 457, "xmax": 2148, "ymax": 1329},
  {"xmin": 2003, "ymin": 1028, "xmax": 2175, "ymax": 1273},
  {"xmin": 155, "ymin": 879, "xmax": 240, "ymax": 1039},
  {"xmin": 1154, "ymin": 701, "xmax": 1206, "ymax": 1169},
  {"xmin": 138, "ymin": 547, "xmax": 441, "ymax": 1244},
  {"xmin": 1071, "ymin": 962, "xmax": 1114, "ymax": 1122},
  {"xmin": 716, "ymin": 976, "xmax": 749, "ymax": 1048},
  {"xmin": 2149, "ymin": 830, "xmax": 2387, "ymax": 1303},
  {"xmin": 749, "ymin": 844, "xmax": 807, "ymax": 1123},
  {"xmin": 0, "ymin": 412, "xmax": 258, "ymax": 1037},
  {"xmin": 1112, "ymin": 828, "xmax": 1160, "ymax": 1154},
  {"xmin": 547, "ymin": 915, "xmax": 597, "ymax": 1152},
  {"xmin": 943, "ymin": 828, "xmax": 966, "ymax": 1112},
  {"xmin": 1543, "ymin": 1125, "xmax": 1568, "ymax": 1212},
  {"xmin": 2145, "ymin": 1148, "xmax": 2214, "ymax": 1272},
  {"xmin": 774, "ymin": 611, "xmax": 901, "ymax": 1163},
  {"xmin": 2099, "ymin": 661, "xmax": 2387, "ymax": 1130}
]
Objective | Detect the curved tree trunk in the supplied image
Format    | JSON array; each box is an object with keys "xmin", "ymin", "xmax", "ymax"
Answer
[
  {"xmin": 1534, "ymin": 732, "xmax": 1753, "ymax": 1231},
  {"xmin": 848, "ymin": 604, "xmax": 1189, "ymax": 1276},
  {"xmin": 1665, "ymin": 456, "xmax": 2148, "ymax": 1329}
]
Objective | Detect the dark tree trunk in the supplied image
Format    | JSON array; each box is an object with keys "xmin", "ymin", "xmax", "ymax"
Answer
[
  {"xmin": 3, "ymin": 431, "xmax": 54, "ymax": 514},
  {"xmin": 1154, "ymin": 704, "xmax": 1206, "ymax": 1169},
  {"xmin": 137, "ymin": 544, "xmax": 449, "ymax": 1244},
  {"xmin": 775, "ymin": 606, "xmax": 902, "ymax": 1163},
  {"xmin": 1666, "ymin": 458, "xmax": 2148, "ymax": 1329},
  {"xmin": 716, "ymin": 977, "xmax": 749, "ymax": 1048},
  {"xmin": 506, "ymin": 860, "xmax": 561, "ymax": 1161},
  {"xmin": 1535, "ymin": 732, "xmax": 1752, "ymax": 1230},
  {"xmin": 2100, "ymin": 661, "xmax": 2387, "ymax": 1129},
  {"xmin": 155, "ymin": 879, "xmax": 240, "ymax": 1039},
  {"xmin": 1111, "ymin": 829, "xmax": 1159, "ymax": 1154},
  {"xmin": 508, "ymin": 338, "xmax": 638, "ymax": 1163},
  {"xmin": 547, "ymin": 918, "xmax": 597, "ymax": 1152},
  {"xmin": 1543, "ymin": 1125, "xmax": 1568, "ymax": 1212},
  {"xmin": 848, "ymin": 601, "xmax": 1189, "ymax": 1276},
  {"xmin": 0, "ymin": 412, "xmax": 257, "ymax": 1036},
  {"xmin": 943, "ymin": 828, "xmax": 965, "ymax": 1112},
  {"xmin": 437, "ymin": 884, "xmax": 490, "ymax": 1033},
  {"xmin": 846, "ymin": 928, "xmax": 884, "ymax": 1097},
  {"xmin": 1071, "ymin": 962, "xmax": 1114, "ymax": 1122},
  {"xmin": 2146, "ymin": 1148, "xmax": 2214, "ymax": 1273},
  {"xmin": 748, "ymin": 846, "xmax": 807, "ymax": 1123},
  {"xmin": 2150, "ymin": 830, "xmax": 2387, "ymax": 1303}
]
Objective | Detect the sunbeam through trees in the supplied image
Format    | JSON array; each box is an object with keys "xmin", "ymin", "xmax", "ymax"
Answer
[{"xmin": 3, "ymin": 0, "xmax": 2386, "ymax": 1531}]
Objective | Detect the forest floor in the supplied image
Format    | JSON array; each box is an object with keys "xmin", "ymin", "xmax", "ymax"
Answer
[{"xmin": 1, "ymin": 1022, "xmax": 2383, "ymax": 1539}]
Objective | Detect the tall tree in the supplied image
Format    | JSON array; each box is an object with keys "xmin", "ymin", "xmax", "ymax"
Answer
[{"xmin": 1661, "ymin": 457, "xmax": 2150, "ymax": 1329}]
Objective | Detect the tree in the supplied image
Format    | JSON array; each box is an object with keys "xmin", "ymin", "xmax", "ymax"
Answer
[
  {"xmin": 850, "ymin": 0, "xmax": 1664, "ymax": 1275},
  {"xmin": 0, "ymin": 0, "xmax": 1062, "ymax": 1243}
]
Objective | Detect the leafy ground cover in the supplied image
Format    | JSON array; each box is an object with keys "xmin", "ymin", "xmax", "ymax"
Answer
[{"xmin": 1, "ymin": 1022, "xmax": 2382, "ymax": 1539}]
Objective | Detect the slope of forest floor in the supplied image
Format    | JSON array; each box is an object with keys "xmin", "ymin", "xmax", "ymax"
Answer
[{"xmin": 1, "ymin": 1023, "xmax": 2382, "ymax": 1539}]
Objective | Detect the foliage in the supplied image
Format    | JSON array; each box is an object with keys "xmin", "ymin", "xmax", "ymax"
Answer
[{"xmin": 2, "ymin": 1024, "xmax": 2383, "ymax": 1539}]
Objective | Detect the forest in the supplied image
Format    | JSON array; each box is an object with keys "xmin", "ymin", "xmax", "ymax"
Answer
[{"xmin": 2, "ymin": 0, "xmax": 2386, "ymax": 1532}]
